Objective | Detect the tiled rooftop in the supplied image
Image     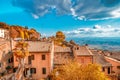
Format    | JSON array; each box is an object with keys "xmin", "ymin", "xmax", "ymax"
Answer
[
  {"xmin": 54, "ymin": 45, "xmax": 72, "ymax": 53},
  {"xmin": 92, "ymin": 51, "xmax": 112, "ymax": 67},
  {"xmin": 104, "ymin": 52, "xmax": 120, "ymax": 61},
  {"xmin": 74, "ymin": 46, "xmax": 93, "ymax": 56},
  {"xmin": 27, "ymin": 41, "xmax": 52, "ymax": 52}
]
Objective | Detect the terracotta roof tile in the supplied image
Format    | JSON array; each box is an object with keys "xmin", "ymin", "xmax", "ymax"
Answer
[
  {"xmin": 74, "ymin": 46, "xmax": 93, "ymax": 56},
  {"xmin": 27, "ymin": 41, "xmax": 52, "ymax": 52},
  {"xmin": 54, "ymin": 46, "xmax": 72, "ymax": 53},
  {"xmin": 104, "ymin": 52, "xmax": 120, "ymax": 61},
  {"xmin": 92, "ymin": 51, "xmax": 112, "ymax": 67}
]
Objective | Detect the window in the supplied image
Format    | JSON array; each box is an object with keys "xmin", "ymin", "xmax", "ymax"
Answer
[
  {"xmin": 108, "ymin": 67, "xmax": 110, "ymax": 74},
  {"xmin": 24, "ymin": 68, "xmax": 31, "ymax": 77},
  {"xmin": 8, "ymin": 59, "xmax": 11, "ymax": 63},
  {"xmin": 77, "ymin": 47, "xmax": 79, "ymax": 50},
  {"xmin": 11, "ymin": 57, "xmax": 13, "ymax": 62},
  {"xmin": 42, "ymin": 54, "xmax": 46, "ymax": 60},
  {"xmin": 8, "ymin": 57, "xmax": 13, "ymax": 63},
  {"xmin": 28, "ymin": 56, "xmax": 32, "ymax": 64},
  {"xmin": 102, "ymin": 67, "xmax": 105, "ymax": 72},
  {"xmin": 28, "ymin": 55, "xmax": 34, "ymax": 64},
  {"xmin": 31, "ymin": 55, "xmax": 34, "ymax": 60},
  {"xmin": 117, "ymin": 66, "xmax": 120, "ymax": 69},
  {"xmin": 13, "ymin": 67, "xmax": 18, "ymax": 72},
  {"xmin": 42, "ymin": 68, "xmax": 46, "ymax": 74},
  {"xmin": 0, "ymin": 63, "xmax": 2, "ymax": 67},
  {"xmin": 30, "ymin": 68, "xmax": 36, "ymax": 74}
]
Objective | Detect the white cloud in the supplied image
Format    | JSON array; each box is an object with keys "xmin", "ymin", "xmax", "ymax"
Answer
[
  {"xmin": 72, "ymin": 0, "xmax": 120, "ymax": 20},
  {"xmin": 31, "ymin": 13, "xmax": 39, "ymax": 19},
  {"xmin": 12, "ymin": 0, "xmax": 120, "ymax": 20},
  {"xmin": 12, "ymin": 0, "xmax": 71, "ymax": 18},
  {"xmin": 70, "ymin": 8, "xmax": 77, "ymax": 17},
  {"xmin": 77, "ymin": 16, "xmax": 86, "ymax": 20},
  {"xmin": 110, "ymin": 8, "xmax": 120, "ymax": 18},
  {"xmin": 64, "ymin": 25, "xmax": 120, "ymax": 37}
]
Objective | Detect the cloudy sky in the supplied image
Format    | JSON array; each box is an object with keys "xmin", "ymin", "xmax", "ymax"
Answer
[{"xmin": 0, "ymin": 0, "xmax": 120, "ymax": 37}]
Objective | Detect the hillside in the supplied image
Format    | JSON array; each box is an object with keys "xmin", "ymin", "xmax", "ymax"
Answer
[{"xmin": 0, "ymin": 22, "xmax": 40, "ymax": 40}]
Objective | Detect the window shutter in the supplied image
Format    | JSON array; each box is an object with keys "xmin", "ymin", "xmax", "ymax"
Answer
[
  {"xmin": 42, "ymin": 68, "xmax": 46, "ymax": 74},
  {"xmin": 30, "ymin": 68, "xmax": 36, "ymax": 74},
  {"xmin": 31, "ymin": 55, "xmax": 34, "ymax": 60},
  {"xmin": 42, "ymin": 55, "xmax": 46, "ymax": 60}
]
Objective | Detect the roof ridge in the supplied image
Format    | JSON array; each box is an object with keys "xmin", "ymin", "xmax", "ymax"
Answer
[
  {"xmin": 85, "ymin": 46, "xmax": 93, "ymax": 55},
  {"xmin": 105, "ymin": 56, "xmax": 120, "ymax": 63}
]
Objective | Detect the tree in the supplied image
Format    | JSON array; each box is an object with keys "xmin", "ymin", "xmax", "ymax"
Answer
[
  {"xmin": 54, "ymin": 31, "xmax": 66, "ymax": 46},
  {"xmin": 13, "ymin": 40, "xmax": 29, "ymax": 80},
  {"xmin": 0, "ymin": 22, "xmax": 40, "ymax": 40},
  {"xmin": 50, "ymin": 61, "xmax": 110, "ymax": 80},
  {"xmin": 56, "ymin": 31, "xmax": 65, "ymax": 41},
  {"xmin": 0, "ymin": 22, "xmax": 9, "ymax": 29},
  {"xmin": 10, "ymin": 25, "xmax": 25, "ymax": 39},
  {"xmin": 24, "ymin": 30, "xmax": 29, "ymax": 40},
  {"xmin": 14, "ymin": 41, "xmax": 29, "ymax": 58},
  {"xmin": 28, "ymin": 29, "xmax": 40, "ymax": 40}
]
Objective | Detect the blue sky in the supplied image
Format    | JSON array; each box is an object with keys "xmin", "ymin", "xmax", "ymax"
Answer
[{"xmin": 0, "ymin": 0, "xmax": 120, "ymax": 37}]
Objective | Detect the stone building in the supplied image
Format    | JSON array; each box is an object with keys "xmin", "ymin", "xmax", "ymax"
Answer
[
  {"xmin": 91, "ymin": 49, "xmax": 120, "ymax": 80},
  {"xmin": 13, "ymin": 41, "xmax": 54, "ymax": 79},
  {"xmin": 105, "ymin": 57, "xmax": 120, "ymax": 80},
  {"xmin": 73, "ymin": 45, "xmax": 93, "ymax": 64},
  {"xmin": 0, "ymin": 28, "xmax": 9, "ymax": 40},
  {"xmin": 54, "ymin": 45, "xmax": 73, "ymax": 67},
  {"xmin": 92, "ymin": 51, "xmax": 112, "ymax": 75},
  {"xmin": 0, "ymin": 28, "xmax": 5, "ymax": 39},
  {"xmin": 11, "ymin": 40, "xmax": 120, "ymax": 80}
]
